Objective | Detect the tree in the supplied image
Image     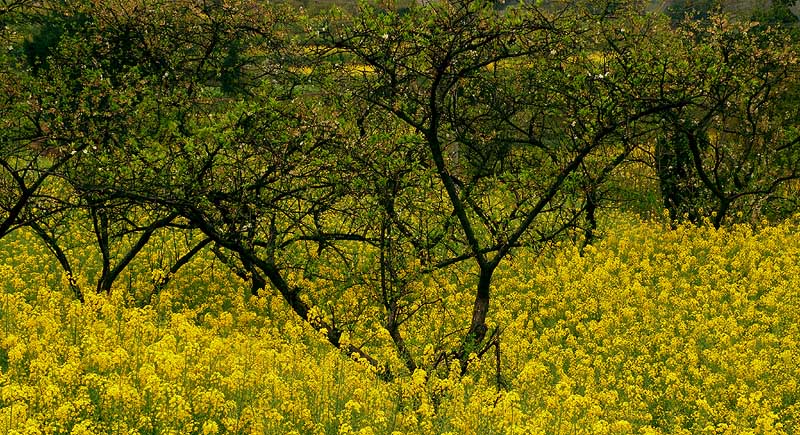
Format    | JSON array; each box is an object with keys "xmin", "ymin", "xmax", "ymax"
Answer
[
  {"xmin": 0, "ymin": 1, "xmax": 92, "ymax": 300},
  {"xmin": 23, "ymin": 0, "xmax": 392, "ymax": 365},
  {"xmin": 5, "ymin": 0, "xmax": 308, "ymax": 298},
  {"xmin": 654, "ymin": 13, "xmax": 800, "ymax": 227},
  {"xmin": 327, "ymin": 0, "xmax": 691, "ymax": 373},
  {"xmin": 7, "ymin": 0, "xmax": 795, "ymax": 382}
]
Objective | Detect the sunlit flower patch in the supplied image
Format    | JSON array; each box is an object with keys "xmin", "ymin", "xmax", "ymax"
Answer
[{"xmin": 1, "ymin": 214, "xmax": 798, "ymax": 434}]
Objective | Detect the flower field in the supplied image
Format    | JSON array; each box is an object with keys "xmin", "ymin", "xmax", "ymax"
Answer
[{"xmin": 1, "ymin": 215, "xmax": 798, "ymax": 435}]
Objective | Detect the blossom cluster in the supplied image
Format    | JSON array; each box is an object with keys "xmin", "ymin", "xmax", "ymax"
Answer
[{"xmin": 1, "ymin": 214, "xmax": 798, "ymax": 434}]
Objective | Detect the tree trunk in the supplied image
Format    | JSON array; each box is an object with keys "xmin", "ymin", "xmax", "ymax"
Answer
[
  {"xmin": 30, "ymin": 222, "xmax": 83, "ymax": 302},
  {"xmin": 713, "ymin": 198, "xmax": 731, "ymax": 229},
  {"xmin": 581, "ymin": 188, "xmax": 598, "ymax": 253},
  {"xmin": 92, "ymin": 207, "xmax": 112, "ymax": 294},
  {"xmin": 656, "ymin": 131, "xmax": 698, "ymax": 223},
  {"xmin": 387, "ymin": 300, "xmax": 417, "ymax": 373},
  {"xmin": 460, "ymin": 266, "xmax": 493, "ymax": 371}
]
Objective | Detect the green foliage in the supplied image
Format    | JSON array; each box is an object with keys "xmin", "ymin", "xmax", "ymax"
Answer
[
  {"xmin": 751, "ymin": 0, "xmax": 799, "ymax": 28},
  {"xmin": 652, "ymin": 12, "xmax": 800, "ymax": 227},
  {"xmin": 666, "ymin": 0, "xmax": 720, "ymax": 22}
]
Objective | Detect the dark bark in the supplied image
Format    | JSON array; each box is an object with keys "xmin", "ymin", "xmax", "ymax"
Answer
[
  {"xmin": 581, "ymin": 188, "xmax": 598, "ymax": 253},
  {"xmin": 188, "ymin": 212, "xmax": 385, "ymax": 373},
  {"xmin": 713, "ymin": 198, "xmax": 731, "ymax": 229},
  {"xmin": 0, "ymin": 147, "xmax": 81, "ymax": 237},
  {"xmin": 656, "ymin": 130, "xmax": 701, "ymax": 224},
  {"xmin": 387, "ymin": 300, "xmax": 417, "ymax": 374},
  {"xmin": 94, "ymin": 211, "xmax": 179, "ymax": 294},
  {"xmin": 147, "ymin": 237, "xmax": 212, "ymax": 305},
  {"xmin": 91, "ymin": 207, "xmax": 111, "ymax": 293},
  {"xmin": 29, "ymin": 221, "xmax": 83, "ymax": 302},
  {"xmin": 240, "ymin": 252, "xmax": 268, "ymax": 297},
  {"xmin": 0, "ymin": 187, "xmax": 34, "ymax": 238},
  {"xmin": 685, "ymin": 129, "xmax": 729, "ymax": 228},
  {"xmin": 462, "ymin": 267, "xmax": 493, "ymax": 358}
]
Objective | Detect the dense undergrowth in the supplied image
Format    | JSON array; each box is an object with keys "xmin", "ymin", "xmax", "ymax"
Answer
[{"xmin": 1, "ymin": 214, "xmax": 798, "ymax": 435}]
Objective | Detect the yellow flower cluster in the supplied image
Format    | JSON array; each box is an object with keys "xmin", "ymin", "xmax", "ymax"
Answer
[
  {"xmin": 487, "ymin": 214, "xmax": 800, "ymax": 435},
  {"xmin": 1, "ymin": 214, "xmax": 798, "ymax": 434}
]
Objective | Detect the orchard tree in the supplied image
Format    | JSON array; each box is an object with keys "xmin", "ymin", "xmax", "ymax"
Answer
[
  {"xmin": 31, "ymin": 0, "xmax": 388, "ymax": 363},
  {"xmin": 6, "ymin": 0, "xmax": 307, "ymax": 297},
  {"xmin": 2, "ymin": 0, "xmax": 190, "ymax": 296},
  {"xmin": 0, "ymin": 1, "xmax": 91, "ymax": 299},
  {"xmin": 326, "ymin": 0, "xmax": 692, "ymax": 373},
  {"xmin": 654, "ymin": 14, "xmax": 800, "ymax": 227}
]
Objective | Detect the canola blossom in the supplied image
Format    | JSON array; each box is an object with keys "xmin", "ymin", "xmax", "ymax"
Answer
[{"xmin": 0, "ymin": 215, "xmax": 798, "ymax": 434}]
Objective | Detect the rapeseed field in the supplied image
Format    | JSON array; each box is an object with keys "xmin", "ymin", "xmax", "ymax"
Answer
[{"xmin": 1, "ymin": 215, "xmax": 798, "ymax": 435}]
